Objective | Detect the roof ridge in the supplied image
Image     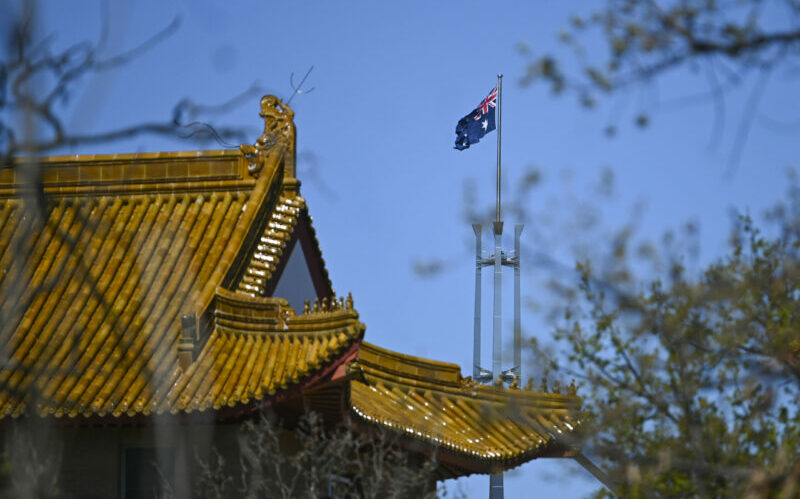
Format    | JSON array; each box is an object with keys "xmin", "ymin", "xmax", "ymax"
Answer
[
  {"xmin": 0, "ymin": 150, "xmax": 261, "ymax": 197},
  {"xmin": 12, "ymin": 149, "xmax": 240, "ymax": 164},
  {"xmin": 353, "ymin": 342, "xmax": 463, "ymax": 389},
  {"xmin": 194, "ymin": 154, "xmax": 284, "ymax": 317},
  {"xmin": 352, "ymin": 342, "xmax": 582, "ymax": 404},
  {"xmin": 204, "ymin": 287, "xmax": 363, "ymax": 336}
]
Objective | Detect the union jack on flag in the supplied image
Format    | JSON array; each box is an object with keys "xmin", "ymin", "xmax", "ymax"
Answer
[{"xmin": 454, "ymin": 86, "xmax": 497, "ymax": 151}]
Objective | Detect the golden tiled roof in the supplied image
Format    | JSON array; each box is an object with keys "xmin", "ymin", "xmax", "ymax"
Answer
[
  {"xmin": 0, "ymin": 94, "xmax": 353, "ymax": 421},
  {"xmin": 236, "ymin": 191, "xmax": 304, "ymax": 296},
  {"xmin": 165, "ymin": 288, "xmax": 364, "ymax": 414},
  {"xmin": 235, "ymin": 190, "xmax": 331, "ymax": 297},
  {"xmin": 348, "ymin": 343, "xmax": 582, "ymax": 466},
  {"xmin": 0, "ymin": 146, "xmax": 299, "ymax": 418}
]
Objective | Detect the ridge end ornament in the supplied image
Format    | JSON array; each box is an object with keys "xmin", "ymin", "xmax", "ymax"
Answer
[{"xmin": 240, "ymin": 95, "xmax": 296, "ymax": 177}]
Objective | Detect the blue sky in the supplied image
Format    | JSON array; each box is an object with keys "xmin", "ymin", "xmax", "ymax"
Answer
[{"xmin": 19, "ymin": 0, "xmax": 800, "ymax": 496}]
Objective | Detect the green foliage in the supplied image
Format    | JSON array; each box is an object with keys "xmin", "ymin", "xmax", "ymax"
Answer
[{"xmin": 534, "ymin": 196, "xmax": 800, "ymax": 496}]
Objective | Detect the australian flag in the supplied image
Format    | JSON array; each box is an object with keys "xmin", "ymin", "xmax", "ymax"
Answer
[{"xmin": 454, "ymin": 86, "xmax": 497, "ymax": 150}]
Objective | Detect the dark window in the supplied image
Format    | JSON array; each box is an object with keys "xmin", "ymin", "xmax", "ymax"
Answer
[{"xmin": 122, "ymin": 447, "xmax": 175, "ymax": 499}]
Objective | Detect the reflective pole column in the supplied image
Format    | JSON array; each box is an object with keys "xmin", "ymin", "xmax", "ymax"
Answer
[
  {"xmin": 490, "ymin": 221, "xmax": 503, "ymax": 499},
  {"xmin": 492, "ymin": 222, "xmax": 503, "ymax": 384},
  {"xmin": 473, "ymin": 224, "xmax": 482, "ymax": 379},
  {"xmin": 490, "ymin": 474, "xmax": 504, "ymax": 499},
  {"xmin": 514, "ymin": 224, "xmax": 523, "ymax": 379}
]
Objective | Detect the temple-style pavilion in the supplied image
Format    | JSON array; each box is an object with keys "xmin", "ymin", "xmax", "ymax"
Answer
[{"xmin": 0, "ymin": 95, "xmax": 581, "ymax": 497}]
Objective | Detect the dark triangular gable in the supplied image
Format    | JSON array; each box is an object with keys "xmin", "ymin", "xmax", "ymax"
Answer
[
  {"xmin": 232, "ymin": 179, "xmax": 332, "ymax": 311},
  {"xmin": 264, "ymin": 212, "xmax": 332, "ymax": 310}
]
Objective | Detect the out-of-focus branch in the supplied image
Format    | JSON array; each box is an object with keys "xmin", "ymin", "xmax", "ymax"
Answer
[
  {"xmin": 0, "ymin": 8, "xmax": 256, "ymax": 166},
  {"xmin": 519, "ymin": 0, "xmax": 800, "ymax": 167}
]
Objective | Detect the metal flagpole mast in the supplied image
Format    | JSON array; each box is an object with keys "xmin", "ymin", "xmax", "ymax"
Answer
[
  {"xmin": 514, "ymin": 224, "xmax": 523, "ymax": 378},
  {"xmin": 496, "ymin": 74, "xmax": 502, "ymax": 225},
  {"xmin": 489, "ymin": 73, "xmax": 505, "ymax": 499},
  {"xmin": 473, "ymin": 224, "xmax": 482, "ymax": 379},
  {"xmin": 492, "ymin": 74, "xmax": 504, "ymax": 388}
]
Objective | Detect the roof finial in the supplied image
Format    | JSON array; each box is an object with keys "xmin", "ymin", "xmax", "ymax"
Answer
[
  {"xmin": 240, "ymin": 95, "xmax": 296, "ymax": 178},
  {"xmin": 568, "ymin": 379, "xmax": 578, "ymax": 396},
  {"xmin": 346, "ymin": 292, "xmax": 354, "ymax": 311}
]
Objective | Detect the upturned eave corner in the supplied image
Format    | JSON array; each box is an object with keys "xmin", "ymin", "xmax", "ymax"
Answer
[
  {"xmin": 344, "ymin": 342, "xmax": 586, "ymax": 475},
  {"xmin": 240, "ymin": 95, "xmax": 298, "ymax": 189}
]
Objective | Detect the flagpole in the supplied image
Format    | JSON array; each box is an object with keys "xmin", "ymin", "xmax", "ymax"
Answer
[
  {"xmin": 496, "ymin": 74, "xmax": 502, "ymax": 226},
  {"xmin": 490, "ymin": 73, "xmax": 505, "ymax": 499},
  {"xmin": 492, "ymin": 73, "xmax": 504, "ymax": 385}
]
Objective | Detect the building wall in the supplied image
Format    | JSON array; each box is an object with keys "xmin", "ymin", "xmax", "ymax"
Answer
[
  {"xmin": 1, "ymin": 415, "xmax": 435, "ymax": 498},
  {"xmin": 1, "ymin": 417, "xmax": 257, "ymax": 499}
]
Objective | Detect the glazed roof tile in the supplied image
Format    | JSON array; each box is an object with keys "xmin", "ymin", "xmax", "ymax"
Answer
[
  {"xmin": 236, "ymin": 192, "xmax": 331, "ymax": 297},
  {"xmin": 165, "ymin": 289, "xmax": 364, "ymax": 414},
  {"xmin": 0, "ymin": 148, "xmax": 302, "ymax": 418},
  {"xmin": 348, "ymin": 343, "xmax": 582, "ymax": 465}
]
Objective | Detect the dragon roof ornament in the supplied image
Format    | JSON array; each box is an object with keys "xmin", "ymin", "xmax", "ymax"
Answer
[{"xmin": 240, "ymin": 95, "xmax": 296, "ymax": 178}]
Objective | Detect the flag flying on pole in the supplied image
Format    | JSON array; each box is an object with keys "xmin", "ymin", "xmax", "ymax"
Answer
[{"xmin": 454, "ymin": 86, "xmax": 497, "ymax": 150}]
